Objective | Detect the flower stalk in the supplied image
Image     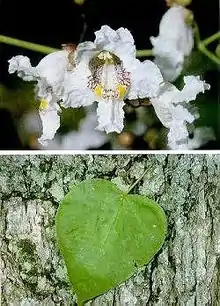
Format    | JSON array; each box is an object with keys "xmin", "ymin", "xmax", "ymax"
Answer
[
  {"xmin": 193, "ymin": 26, "xmax": 220, "ymax": 65},
  {"xmin": 0, "ymin": 35, "xmax": 59, "ymax": 54}
]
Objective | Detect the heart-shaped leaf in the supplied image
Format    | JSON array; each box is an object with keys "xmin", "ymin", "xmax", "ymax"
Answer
[{"xmin": 56, "ymin": 179, "xmax": 167, "ymax": 305}]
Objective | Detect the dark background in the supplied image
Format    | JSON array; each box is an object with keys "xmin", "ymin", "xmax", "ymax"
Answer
[{"xmin": 0, "ymin": 0, "xmax": 219, "ymax": 149}]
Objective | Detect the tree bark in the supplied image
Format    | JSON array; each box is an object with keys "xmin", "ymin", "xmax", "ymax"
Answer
[{"xmin": 1, "ymin": 155, "xmax": 220, "ymax": 306}]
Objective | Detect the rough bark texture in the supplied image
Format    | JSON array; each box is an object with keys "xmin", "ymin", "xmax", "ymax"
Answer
[{"xmin": 1, "ymin": 155, "xmax": 220, "ymax": 306}]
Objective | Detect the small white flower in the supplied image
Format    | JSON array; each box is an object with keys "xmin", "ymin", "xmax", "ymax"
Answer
[
  {"xmin": 63, "ymin": 25, "xmax": 162, "ymax": 134},
  {"xmin": 150, "ymin": 5, "xmax": 194, "ymax": 81},
  {"xmin": 43, "ymin": 109, "xmax": 107, "ymax": 150},
  {"xmin": 150, "ymin": 76, "xmax": 210, "ymax": 149},
  {"xmin": 8, "ymin": 50, "xmax": 74, "ymax": 145}
]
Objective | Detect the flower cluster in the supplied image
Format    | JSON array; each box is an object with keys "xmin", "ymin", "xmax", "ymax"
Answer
[{"xmin": 8, "ymin": 19, "xmax": 210, "ymax": 149}]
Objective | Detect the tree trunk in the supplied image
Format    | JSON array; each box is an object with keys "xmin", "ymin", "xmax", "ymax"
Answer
[{"xmin": 1, "ymin": 155, "xmax": 220, "ymax": 306}]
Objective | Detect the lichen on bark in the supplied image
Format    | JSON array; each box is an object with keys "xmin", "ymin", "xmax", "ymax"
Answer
[{"xmin": 1, "ymin": 155, "xmax": 220, "ymax": 305}]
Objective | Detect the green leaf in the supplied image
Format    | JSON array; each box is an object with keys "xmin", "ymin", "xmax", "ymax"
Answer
[
  {"xmin": 182, "ymin": 50, "xmax": 216, "ymax": 76},
  {"xmin": 193, "ymin": 94, "xmax": 218, "ymax": 133},
  {"xmin": 59, "ymin": 107, "xmax": 85, "ymax": 135},
  {"xmin": 56, "ymin": 179, "xmax": 167, "ymax": 305}
]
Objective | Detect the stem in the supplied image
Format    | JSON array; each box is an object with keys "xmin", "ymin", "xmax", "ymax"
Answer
[
  {"xmin": 0, "ymin": 35, "xmax": 59, "ymax": 54},
  {"xmin": 198, "ymin": 42, "xmax": 220, "ymax": 65},
  {"xmin": 193, "ymin": 22, "xmax": 201, "ymax": 45},
  {"xmin": 193, "ymin": 24, "xmax": 220, "ymax": 65},
  {"xmin": 79, "ymin": 14, "xmax": 87, "ymax": 43},
  {"xmin": 127, "ymin": 167, "xmax": 148, "ymax": 194},
  {"xmin": 136, "ymin": 49, "xmax": 153, "ymax": 57},
  {"xmin": 202, "ymin": 31, "xmax": 220, "ymax": 47}
]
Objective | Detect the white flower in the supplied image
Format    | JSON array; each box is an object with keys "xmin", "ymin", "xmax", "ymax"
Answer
[
  {"xmin": 63, "ymin": 25, "xmax": 162, "ymax": 134},
  {"xmin": 125, "ymin": 57, "xmax": 210, "ymax": 149},
  {"xmin": 8, "ymin": 50, "xmax": 74, "ymax": 145},
  {"xmin": 43, "ymin": 109, "xmax": 107, "ymax": 149},
  {"xmin": 149, "ymin": 76, "xmax": 210, "ymax": 149},
  {"xmin": 150, "ymin": 5, "xmax": 194, "ymax": 81}
]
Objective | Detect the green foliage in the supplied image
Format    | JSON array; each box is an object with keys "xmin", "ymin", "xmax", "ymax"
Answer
[
  {"xmin": 56, "ymin": 179, "xmax": 167, "ymax": 305},
  {"xmin": 193, "ymin": 94, "xmax": 218, "ymax": 134},
  {"xmin": 0, "ymin": 82, "xmax": 37, "ymax": 116},
  {"xmin": 59, "ymin": 107, "xmax": 85, "ymax": 135},
  {"xmin": 182, "ymin": 50, "xmax": 216, "ymax": 77}
]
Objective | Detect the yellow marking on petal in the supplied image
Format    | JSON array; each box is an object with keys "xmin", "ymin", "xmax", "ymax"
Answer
[
  {"xmin": 39, "ymin": 99, "xmax": 49, "ymax": 110},
  {"xmin": 94, "ymin": 85, "xmax": 103, "ymax": 97},
  {"xmin": 117, "ymin": 84, "xmax": 128, "ymax": 99}
]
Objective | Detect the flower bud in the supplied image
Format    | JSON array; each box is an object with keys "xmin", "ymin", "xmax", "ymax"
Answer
[
  {"xmin": 117, "ymin": 132, "xmax": 135, "ymax": 148},
  {"xmin": 74, "ymin": 0, "xmax": 85, "ymax": 5},
  {"xmin": 166, "ymin": 0, "xmax": 192, "ymax": 7}
]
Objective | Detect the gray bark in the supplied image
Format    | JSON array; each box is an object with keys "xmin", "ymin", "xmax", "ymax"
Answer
[{"xmin": 1, "ymin": 155, "xmax": 220, "ymax": 306}]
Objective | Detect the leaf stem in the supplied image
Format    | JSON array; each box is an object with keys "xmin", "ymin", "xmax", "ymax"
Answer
[
  {"xmin": 0, "ymin": 35, "xmax": 59, "ymax": 54},
  {"xmin": 193, "ymin": 22, "xmax": 201, "ymax": 45},
  {"xmin": 127, "ymin": 167, "xmax": 148, "ymax": 194},
  {"xmin": 202, "ymin": 31, "xmax": 220, "ymax": 47},
  {"xmin": 193, "ymin": 24, "xmax": 220, "ymax": 65},
  {"xmin": 136, "ymin": 49, "xmax": 153, "ymax": 57},
  {"xmin": 198, "ymin": 42, "xmax": 220, "ymax": 65}
]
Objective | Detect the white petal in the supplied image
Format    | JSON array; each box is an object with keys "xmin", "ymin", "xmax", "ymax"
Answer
[
  {"xmin": 128, "ymin": 60, "xmax": 164, "ymax": 100},
  {"xmin": 150, "ymin": 6, "xmax": 194, "ymax": 81},
  {"xmin": 148, "ymin": 83, "xmax": 176, "ymax": 127},
  {"xmin": 61, "ymin": 114, "xmax": 107, "ymax": 150},
  {"xmin": 152, "ymin": 96, "xmax": 195, "ymax": 150},
  {"xmin": 8, "ymin": 56, "xmax": 37, "ymax": 81},
  {"xmin": 35, "ymin": 78, "xmax": 52, "ymax": 99},
  {"xmin": 44, "ymin": 110, "xmax": 107, "ymax": 150},
  {"xmin": 151, "ymin": 38, "xmax": 184, "ymax": 81},
  {"xmin": 94, "ymin": 25, "xmax": 136, "ymax": 59},
  {"xmin": 62, "ymin": 62, "xmax": 95, "ymax": 108},
  {"xmin": 80, "ymin": 111, "xmax": 98, "ymax": 130},
  {"xmin": 36, "ymin": 50, "xmax": 69, "ymax": 89},
  {"xmin": 158, "ymin": 6, "xmax": 194, "ymax": 56},
  {"xmin": 174, "ymin": 76, "xmax": 211, "ymax": 103},
  {"xmin": 46, "ymin": 129, "xmax": 106, "ymax": 150},
  {"xmin": 172, "ymin": 104, "xmax": 195, "ymax": 123},
  {"xmin": 168, "ymin": 121, "xmax": 189, "ymax": 149},
  {"xmin": 96, "ymin": 100, "xmax": 125, "ymax": 133},
  {"xmin": 75, "ymin": 41, "xmax": 97, "ymax": 64},
  {"xmin": 151, "ymin": 74, "xmax": 209, "ymax": 128},
  {"xmin": 94, "ymin": 25, "xmax": 120, "ymax": 51},
  {"xmin": 115, "ymin": 27, "xmax": 136, "ymax": 58},
  {"xmin": 38, "ymin": 104, "xmax": 60, "ymax": 146},
  {"xmin": 62, "ymin": 131, "xmax": 106, "ymax": 149},
  {"xmin": 19, "ymin": 111, "xmax": 41, "ymax": 135},
  {"xmin": 8, "ymin": 51, "xmax": 69, "ymax": 102}
]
